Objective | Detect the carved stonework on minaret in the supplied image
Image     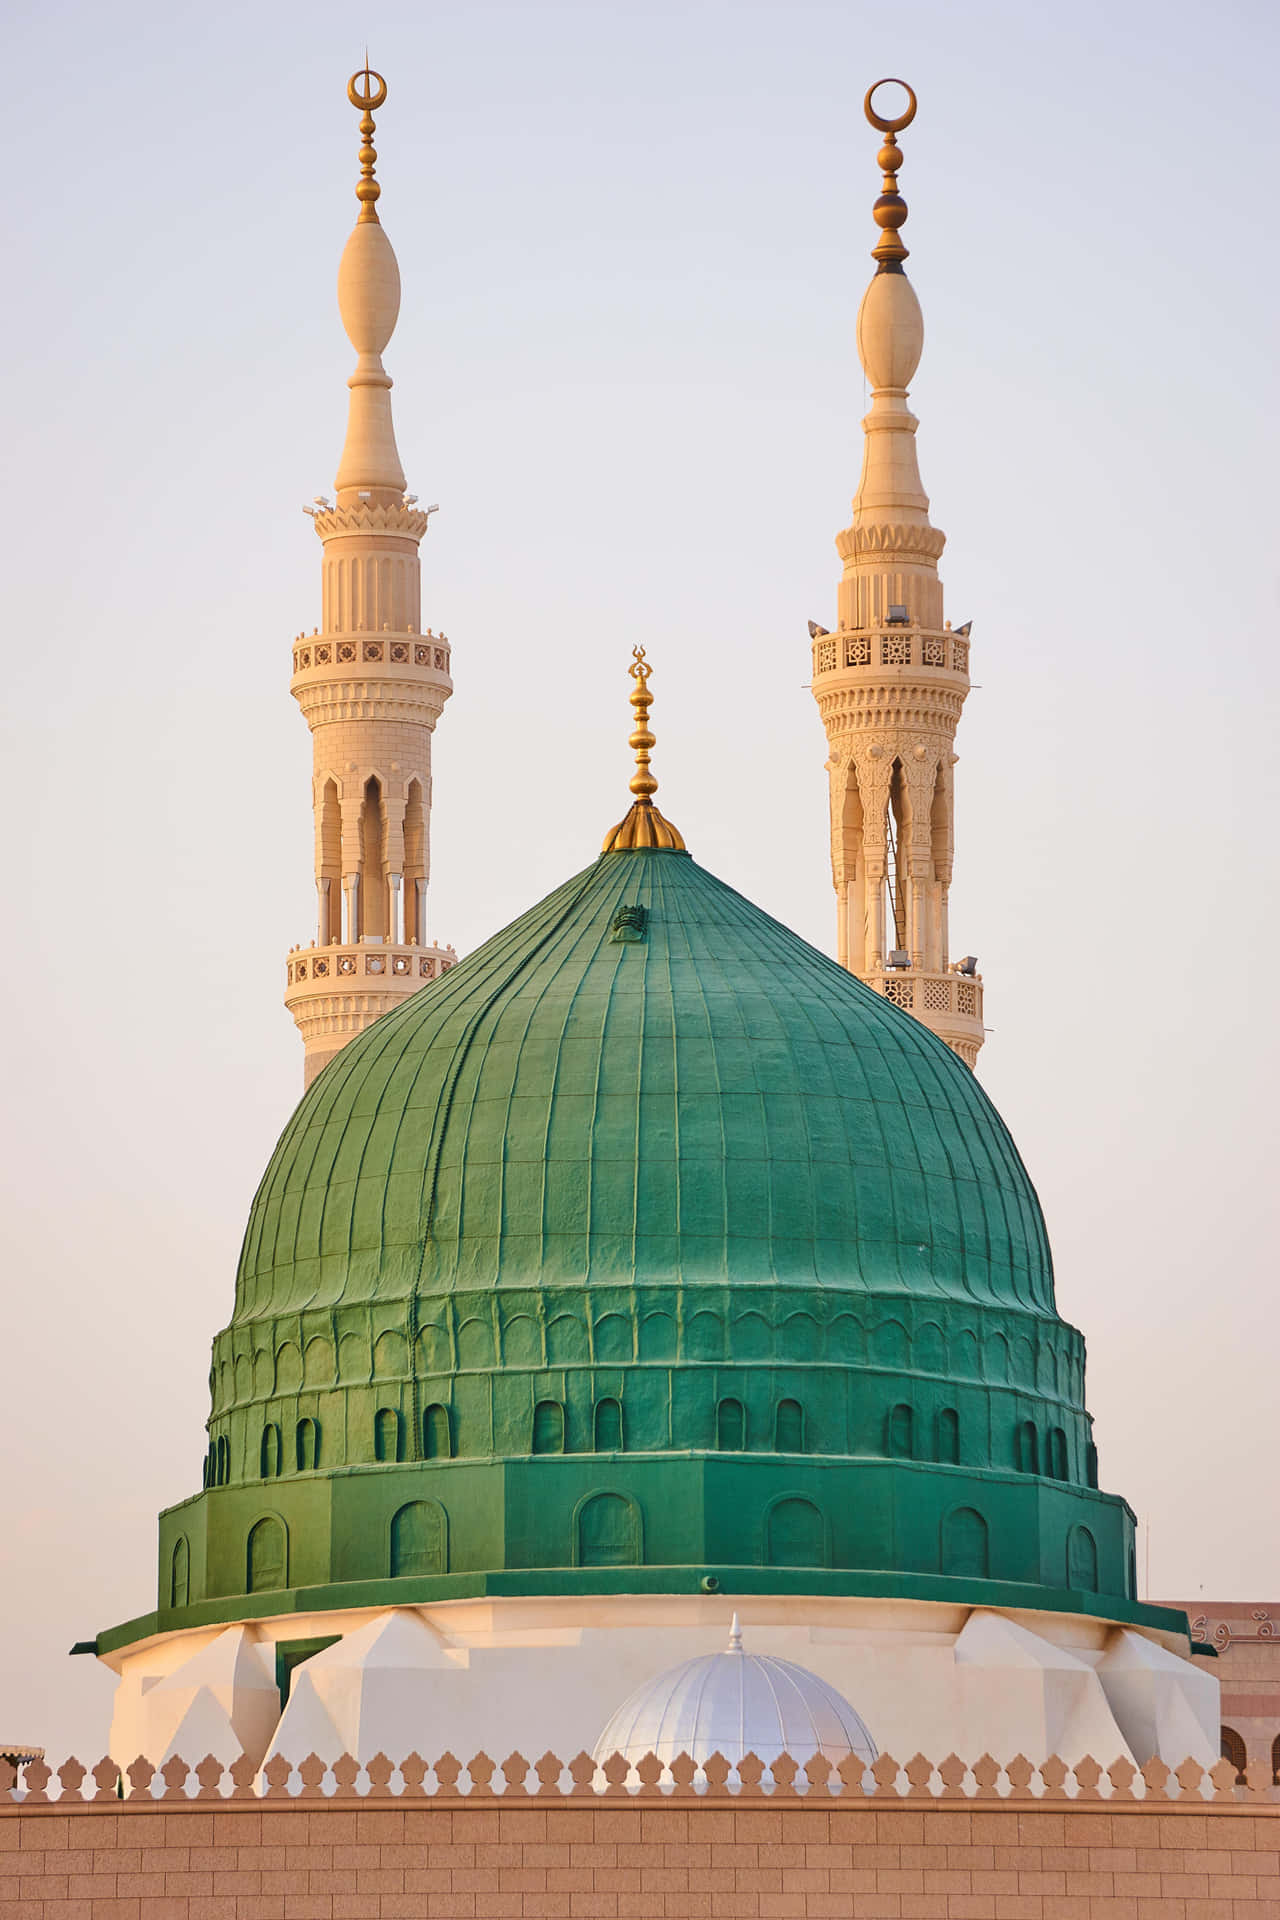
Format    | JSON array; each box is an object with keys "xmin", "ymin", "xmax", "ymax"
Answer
[
  {"xmin": 811, "ymin": 80, "xmax": 984, "ymax": 1068},
  {"xmin": 284, "ymin": 69, "xmax": 455, "ymax": 1088}
]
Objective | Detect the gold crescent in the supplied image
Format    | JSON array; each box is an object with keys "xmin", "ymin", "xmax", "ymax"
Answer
[
  {"xmin": 863, "ymin": 78, "xmax": 917, "ymax": 135},
  {"xmin": 348, "ymin": 68, "xmax": 388, "ymax": 111}
]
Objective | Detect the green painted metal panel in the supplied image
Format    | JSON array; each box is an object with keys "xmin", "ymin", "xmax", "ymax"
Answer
[{"xmin": 110, "ymin": 845, "xmax": 1151, "ymax": 1646}]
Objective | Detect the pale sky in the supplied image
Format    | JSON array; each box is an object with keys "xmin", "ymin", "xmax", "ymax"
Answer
[{"xmin": 2, "ymin": 0, "xmax": 1276, "ymax": 1758}]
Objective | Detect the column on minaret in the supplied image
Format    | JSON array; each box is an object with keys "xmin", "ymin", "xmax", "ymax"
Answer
[
  {"xmin": 284, "ymin": 70, "xmax": 456, "ymax": 1089},
  {"xmin": 810, "ymin": 80, "xmax": 985, "ymax": 1068}
]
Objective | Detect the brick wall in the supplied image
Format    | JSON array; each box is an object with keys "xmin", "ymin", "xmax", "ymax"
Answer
[{"xmin": 3, "ymin": 1794, "xmax": 1279, "ymax": 1918}]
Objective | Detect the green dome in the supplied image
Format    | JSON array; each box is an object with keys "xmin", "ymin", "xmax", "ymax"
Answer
[
  {"xmin": 241, "ymin": 847, "xmax": 1051, "ymax": 1317},
  {"xmin": 109, "ymin": 845, "xmax": 1147, "ymax": 1654}
]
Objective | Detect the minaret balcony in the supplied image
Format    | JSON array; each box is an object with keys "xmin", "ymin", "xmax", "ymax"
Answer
[
  {"xmin": 812, "ymin": 626, "xmax": 970, "ymax": 681},
  {"xmin": 290, "ymin": 628, "xmax": 453, "ymax": 727},
  {"xmin": 291, "ymin": 629, "xmax": 451, "ymax": 675},
  {"xmin": 859, "ymin": 965, "xmax": 984, "ymax": 1069},
  {"xmin": 286, "ymin": 940, "xmax": 456, "ymax": 993}
]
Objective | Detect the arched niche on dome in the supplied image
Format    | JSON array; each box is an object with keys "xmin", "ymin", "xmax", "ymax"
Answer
[
  {"xmin": 1047, "ymin": 1426, "xmax": 1069, "ymax": 1481},
  {"xmin": 594, "ymin": 1397, "xmax": 623, "ymax": 1452},
  {"xmin": 831, "ymin": 1314, "xmax": 864, "ymax": 1363},
  {"xmin": 639, "ymin": 1313, "xmax": 676, "ymax": 1362},
  {"xmin": 234, "ymin": 1355, "xmax": 252, "ymax": 1402},
  {"xmin": 253, "ymin": 1349, "xmax": 273, "ymax": 1398},
  {"xmin": 716, "ymin": 1396, "xmax": 746, "ymax": 1451},
  {"xmin": 765, "ymin": 1495, "xmax": 827, "ymax": 1569},
  {"xmin": 1067, "ymin": 1525, "xmax": 1098, "ymax": 1593},
  {"xmin": 575, "ymin": 1491, "xmax": 641, "ymax": 1567},
  {"xmin": 295, "ymin": 1417, "xmax": 320, "ymax": 1471},
  {"xmin": 260, "ymin": 1422, "xmax": 282, "ymax": 1479},
  {"xmin": 417, "ymin": 1322, "xmax": 451, "ymax": 1372},
  {"xmin": 246, "ymin": 1515, "xmax": 287, "ymax": 1594},
  {"xmin": 502, "ymin": 1314, "xmax": 541, "ymax": 1367},
  {"xmin": 887, "ymin": 1403, "xmax": 914, "ymax": 1458},
  {"xmin": 593, "ymin": 1313, "xmax": 632, "ymax": 1363},
  {"xmin": 953, "ymin": 1328, "xmax": 980, "ymax": 1378},
  {"xmin": 686, "ymin": 1310, "xmax": 722, "ymax": 1360},
  {"xmin": 275, "ymin": 1343, "xmax": 303, "ymax": 1394},
  {"xmin": 872, "ymin": 1320, "xmax": 908, "ymax": 1369},
  {"xmin": 423, "ymin": 1403, "xmax": 452, "ymax": 1459},
  {"xmin": 390, "ymin": 1499, "xmax": 447, "ymax": 1578},
  {"xmin": 547, "ymin": 1314, "xmax": 587, "ymax": 1365},
  {"xmin": 782, "ymin": 1314, "xmax": 820, "ymax": 1361},
  {"xmin": 374, "ymin": 1407, "xmax": 404, "ymax": 1463},
  {"xmin": 941, "ymin": 1506, "xmax": 989, "ymax": 1578},
  {"xmin": 373, "ymin": 1330, "xmax": 408, "ymax": 1378},
  {"xmin": 774, "ymin": 1398, "xmax": 805, "ymax": 1453},
  {"xmin": 1015, "ymin": 1420, "xmax": 1039, "ymax": 1474},
  {"xmin": 916, "ymin": 1323, "xmax": 946, "ymax": 1374},
  {"xmin": 169, "ymin": 1536, "xmax": 189, "ymax": 1610},
  {"xmin": 984, "ymin": 1331, "xmax": 1010, "ymax": 1382},
  {"xmin": 338, "ymin": 1331, "xmax": 367, "ymax": 1381},
  {"xmin": 733, "ymin": 1312, "xmax": 771, "ymax": 1360},
  {"xmin": 936, "ymin": 1407, "xmax": 960, "ymax": 1465},
  {"xmin": 457, "ymin": 1318, "xmax": 493, "ymax": 1369},
  {"xmin": 1012, "ymin": 1336, "xmax": 1035, "ymax": 1387},
  {"xmin": 303, "ymin": 1337, "xmax": 335, "ymax": 1386},
  {"xmin": 1085, "ymin": 1441, "xmax": 1099, "ymax": 1489},
  {"xmin": 532, "ymin": 1400, "xmax": 565, "ymax": 1455}
]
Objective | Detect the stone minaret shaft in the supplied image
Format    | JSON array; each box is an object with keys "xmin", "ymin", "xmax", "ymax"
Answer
[
  {"xmin": 811, "ymin": 81, "xmax": 984, "ymax": 1068},
  {"xmin": 284, "ymin": 70, "xmax": 455, "ymax": 1087}
]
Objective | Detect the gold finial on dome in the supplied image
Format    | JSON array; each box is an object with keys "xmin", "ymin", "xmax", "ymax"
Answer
[
  {"xmin": 864, "ymin": 77, "xmax": 917, "ymax": 272},
  {"xmin": 601, "ymin": 647, "xmax": 687, "ymax": 853},
  {"xmin": 348, "ymin": 63, "xmax": 388, "ymax": 224}
]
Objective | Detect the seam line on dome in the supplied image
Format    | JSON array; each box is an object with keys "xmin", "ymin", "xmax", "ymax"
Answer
[{"xmin": 402, "ymin": 860, "xmax": 609, "ymax": 1455}]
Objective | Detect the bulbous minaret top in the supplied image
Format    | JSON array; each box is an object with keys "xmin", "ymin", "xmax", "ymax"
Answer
[
  {"xmin": 847, "ymin": 79, "xmax": 938, "ymax": 624},
  {"xmin": 335, "ymin": 68, "xmax": 406, "ymax": 501},
  {"xmin": 809, "ymin": 80, "xmax": 984, "ymax": 1068}
]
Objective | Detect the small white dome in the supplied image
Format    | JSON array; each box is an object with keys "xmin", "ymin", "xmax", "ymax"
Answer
[{"xmin": 593, "ymin": 1617, "xmax": 877, "ymax": 1768}]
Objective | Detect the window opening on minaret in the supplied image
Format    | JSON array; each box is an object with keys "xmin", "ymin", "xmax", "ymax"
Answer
[
  {"xmin": 885, "ymin": 761, "xmax": 909, "ymax": 957},
  {"xmin": 404, "ymin": 778, "xmax": 426, "ymax": 945},
  {"xmin": 319, "ymin": 781, "xmax": 341, "ymax": 943},
  {"xmin": 360, "ymin": 776, "xmax": 388, "ymax": 939}
]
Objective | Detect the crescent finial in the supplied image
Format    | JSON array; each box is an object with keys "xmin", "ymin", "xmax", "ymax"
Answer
[
  {"xmin": 863, "ymin": 78, "xmax": 917, "ymax": 272},
  {"xmin": 348, "ymin": 66, "xmax": 388, "ymax": 223}
]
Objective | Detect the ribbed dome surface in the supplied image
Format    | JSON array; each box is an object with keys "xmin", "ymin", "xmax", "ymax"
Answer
[
  {"xmin": 594, "ymin": 1619, "xmax": 878, "ymax": 1767},
  {"xmin": 236, "ymin": 848, "xmax": 1052, "ymax": 1316}
]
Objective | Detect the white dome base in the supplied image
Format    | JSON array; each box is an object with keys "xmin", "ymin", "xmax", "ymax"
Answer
[{"xmin": 104, "ymin": 1591, "xmax": 1219, "ymax": 1773}]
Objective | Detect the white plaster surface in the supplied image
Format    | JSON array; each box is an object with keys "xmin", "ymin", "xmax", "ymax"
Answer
[
  {"xmin": 109, "ymin": 1624, "xmax": 279, "ymax": 1769},
  {"xmin": 951, "ymin": 1610, "xmax": 1137, "ymax": 1766},
  {"xmin": 1096, "ymin": 1628, "xmax": 1218, "ymax": 1768},
  {"xmin": 107, "ymin": 1595, "xmax": 1219, "ymax": 1771},
  {"xmin": 264, "ymin": 1609, "xmax": 455, "ymax": 1768}
]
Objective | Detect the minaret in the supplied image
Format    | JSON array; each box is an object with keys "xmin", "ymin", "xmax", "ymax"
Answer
[
  {"xmin": 810, "ymin": 81, "xmax": 984, "ymax": 1068},
  {"xmin": 285, "ymin": 68, "xmax": 456, "ymax": 1087}
]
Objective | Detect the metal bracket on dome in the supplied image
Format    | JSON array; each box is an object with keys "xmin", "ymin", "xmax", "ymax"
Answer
[{"xmin": 610, "ymin": 904, "xmax": 648, "ymax": 944}]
